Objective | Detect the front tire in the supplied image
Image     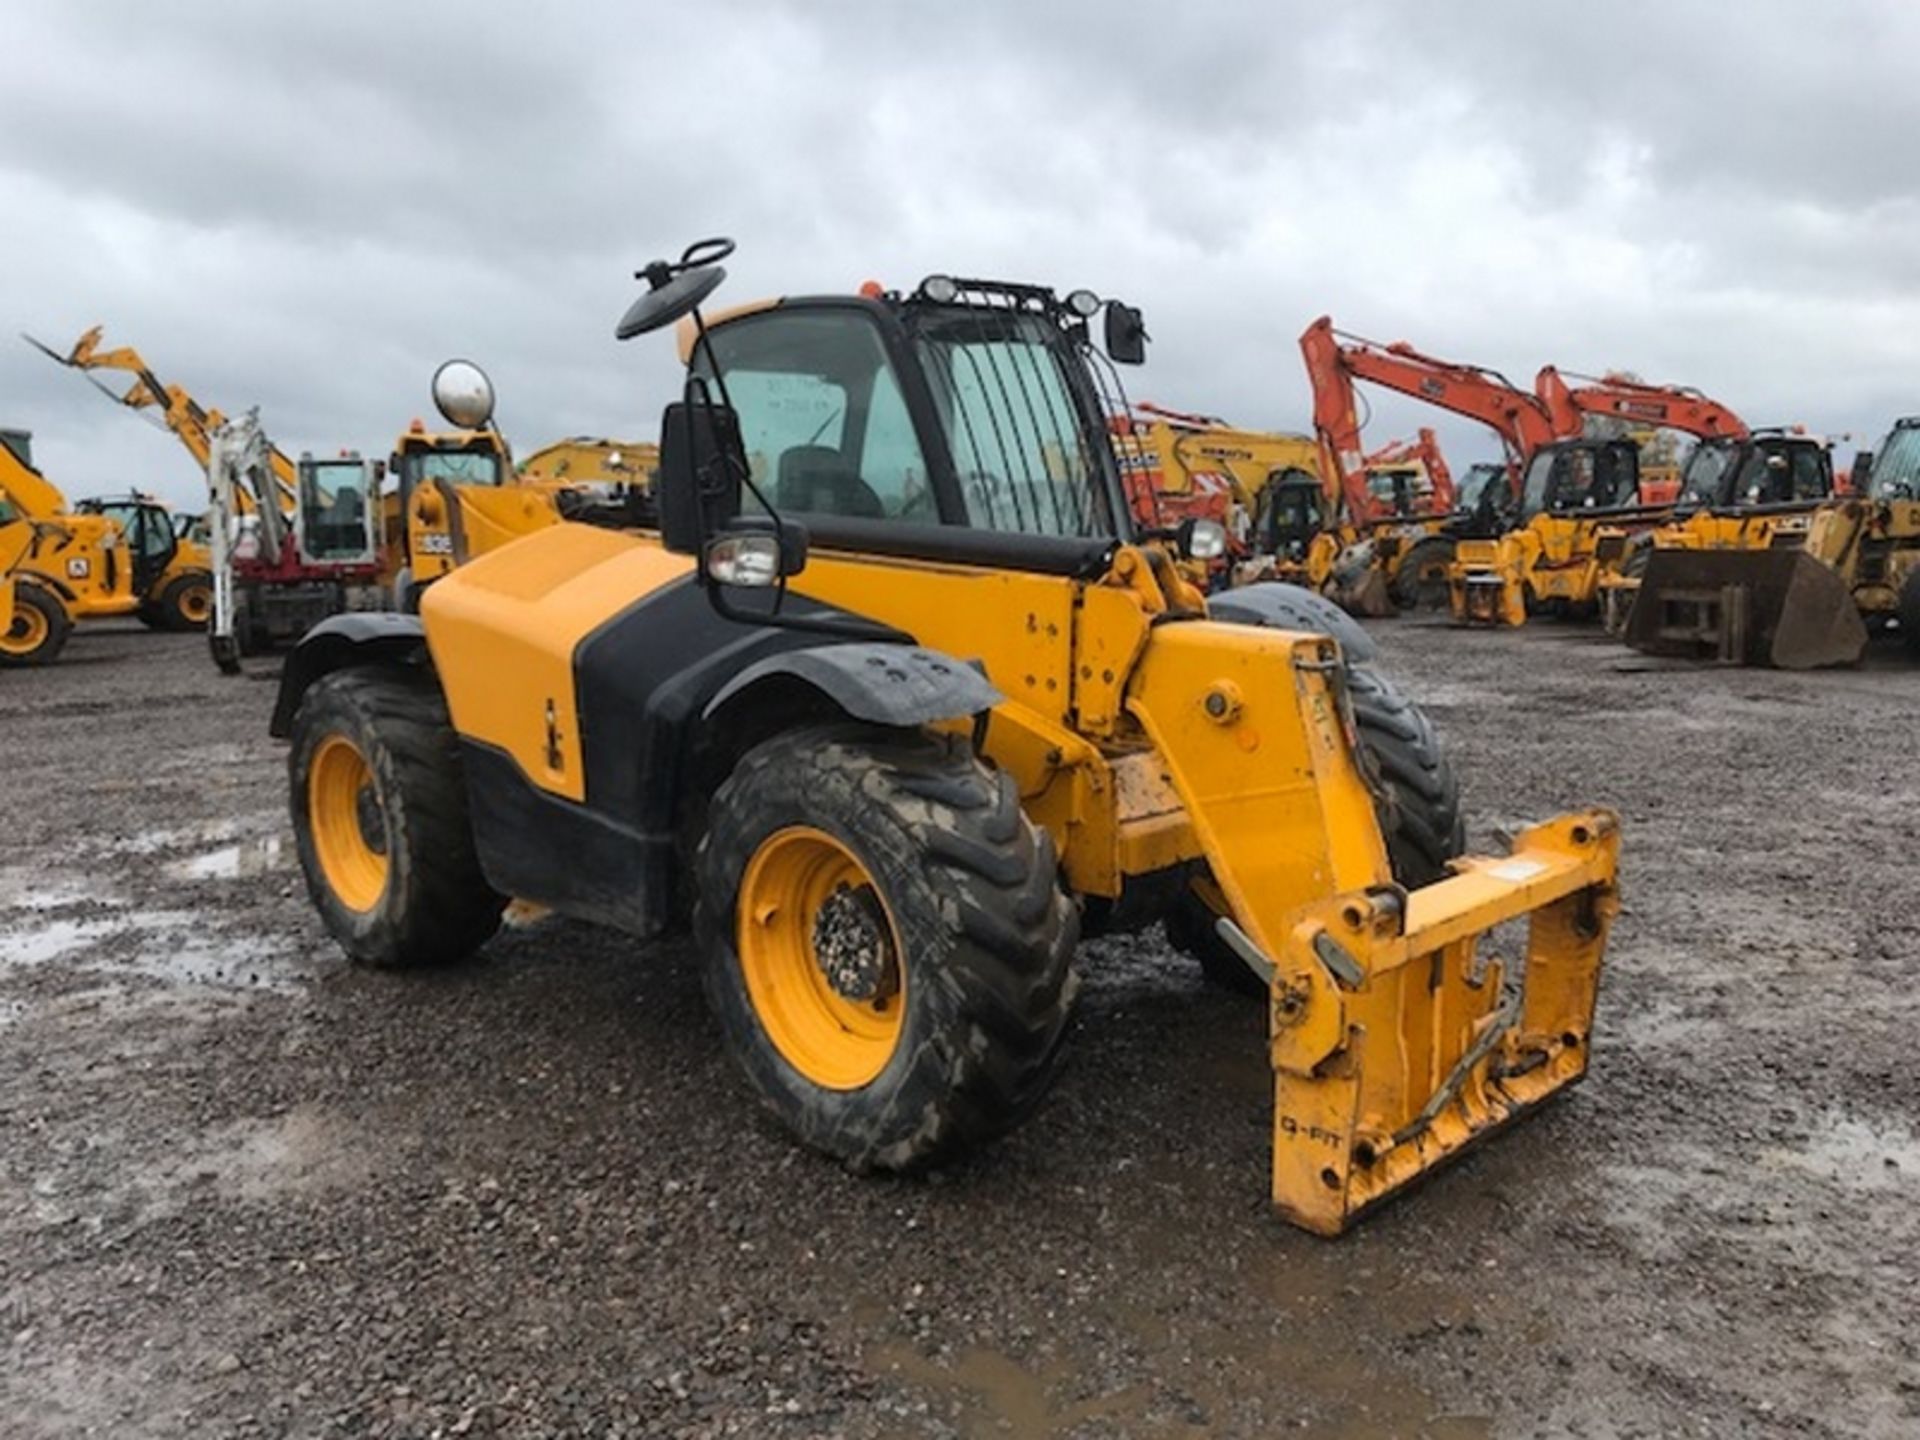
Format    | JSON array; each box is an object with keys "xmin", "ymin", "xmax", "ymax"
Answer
[
  {"xmin": 1170, "ymin": 664, "xmax": 1464, "ymax": 993},
  {"xmin": 288, "ymin": 669, "xmax": 505, "ymax": 968},
  {"xmin": 695, "ymin": 724, "xmax": 1078, "ymax": 1172},
  {"xmin": 0, "ymin": 582, "xmax": 72, "ymax": 667}
]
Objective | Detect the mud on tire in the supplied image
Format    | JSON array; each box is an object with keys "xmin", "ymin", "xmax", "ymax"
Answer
[
  {"xmin": 695, "ymin": 723, "xmax": 1079, "ymax": 1172},
  {"xmin": 1171, "ymin": 663, "xmax": 1464, "ymax": 993},
  {"xmin": 288, "ymin": 668, "xmax": 505, "ymax": 968}
]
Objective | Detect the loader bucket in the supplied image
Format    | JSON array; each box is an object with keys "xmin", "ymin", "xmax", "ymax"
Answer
[
  {"xmin": 1269, "ymin": 812, "xmax": 1620, "ymax": 1235},
  {"xmin": 1625, "ymin": 548, "xmax": 1866, "ymax": 669}
]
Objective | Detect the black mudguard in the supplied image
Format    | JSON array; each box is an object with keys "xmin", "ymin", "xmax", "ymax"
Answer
[{"xmin": 268, "ymin": 612, "xmax": 429, "ymax": 737}]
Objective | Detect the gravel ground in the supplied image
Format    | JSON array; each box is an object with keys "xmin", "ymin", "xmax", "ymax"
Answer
[{"xmin": 2, "ymin": 615, "xmax": 1917, "ymax": 1439}]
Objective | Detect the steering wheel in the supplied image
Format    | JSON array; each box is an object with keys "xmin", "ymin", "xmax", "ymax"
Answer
[{"xmin": 615, "ymin": 237, "xmax": 736, "ymax": 341}]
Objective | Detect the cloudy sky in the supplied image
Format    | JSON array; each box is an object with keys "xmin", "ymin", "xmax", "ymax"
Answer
[{"xmin": 6, "ymin": 1, "xmax": 1919, "ymax": 510}]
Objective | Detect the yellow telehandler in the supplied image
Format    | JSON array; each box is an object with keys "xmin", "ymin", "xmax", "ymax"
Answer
[
  {"xmin": 0, "ymin": 427, "xmax": 140, "ymax": 666},
  {"xmin": 270, "ymin": 244, "xmax": 1621, "ymax": 1234}
]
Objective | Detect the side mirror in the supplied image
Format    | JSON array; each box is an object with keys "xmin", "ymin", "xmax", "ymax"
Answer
[
  {"xmin": 1104, "ymin": 302, "xmax": 1148, "ymax": 365},
  {"xmin": 658, "ymin": 398, "xmax": 747, "ymax": 555},
  {"xmin": 431, "ymin": 360, "xmax": 495, "ymax": 430}
]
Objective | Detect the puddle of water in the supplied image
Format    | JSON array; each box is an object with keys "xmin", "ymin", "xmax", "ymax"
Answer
[
  {"xmin": 165, "ymin": 834, "xmax": 286, "ymax": 882},
  {"xmin": 0, "ymin": 918, "xmax": 120, "ymax": 968},
  {"xmin": 0, "ymin": 908, "xmax": 303, "ymax": 992},
  {"xmin": 0, "ymin": 868, "xmax": 116, "ymax": 914},
  {"xmin": 1763, "ymin": 1116, "xmax": 1920, "ymax": 1194}
]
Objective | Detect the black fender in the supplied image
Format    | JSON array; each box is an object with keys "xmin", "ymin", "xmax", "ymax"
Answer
[
  {"xmin": 702, "ymin": 642, "xmax": 1002, "ymax": 729},
  {"xmin": 268, "ymin": 612, "xmax": 430, "ymax": 737},
  {"xmin": 1206, "ymin": 581, "xmax": 1378, "ymax": 666}
]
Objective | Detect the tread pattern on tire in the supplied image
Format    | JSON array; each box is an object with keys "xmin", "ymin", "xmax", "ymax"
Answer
[
  {"xmin": 695, "ymin": 723, "xmax": 1078, "ymax": 1173},
  {"xmin": 289, "ymin": 668, "xmax": 504, "ymax": 969},
  {"xmin": 1390, "ymin": 535, "xmax": 1458, "ymax": 611}
]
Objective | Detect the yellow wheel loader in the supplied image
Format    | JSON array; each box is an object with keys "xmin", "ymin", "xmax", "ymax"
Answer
[
  {"xmin": 1606, "ymin": 431, "xmax": 1866, "ymax": 667},
  {"xmin": 270, "ymin": 242, "xmax": 1621, "ymax": 1234}
]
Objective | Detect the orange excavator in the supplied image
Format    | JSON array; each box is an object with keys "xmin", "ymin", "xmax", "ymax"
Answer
[
  {"xmin": 1302, "ymin": 316, "xmax": 1551, "ymax": 610},
  {"xmin": 1534, "ymin": 368, "xmax": 1747, "ymax": 505},
  {"xmin": 1360, "ymin": 427, "xmax": 1455, "ymax": 520}
]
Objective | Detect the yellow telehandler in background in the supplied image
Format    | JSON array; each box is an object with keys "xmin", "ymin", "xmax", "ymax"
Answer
[
  {"xmin": 0, "ymin": 426, "xmax": 139, "ymax": 666},
  {"xmin": 270, "ymin": 242, "xmax": 1621, "ymax": 1235}
]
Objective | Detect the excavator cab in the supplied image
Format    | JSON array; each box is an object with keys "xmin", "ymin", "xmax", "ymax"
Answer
[
  {"xmin": 1252, "ymin": 466, "xmax": 1328, "ymax": 558},
  {"xmin": 296, "ymin": 454, "xmax": 382, "ymax": 565}
]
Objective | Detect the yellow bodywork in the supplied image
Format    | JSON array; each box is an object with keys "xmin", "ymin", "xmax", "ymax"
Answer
[
  {"xmin": 1450, "ymin": 516, "xmax": 1639, "ymax": 627},
  {"xmin": 0, "ymin": 437, "xmax": 138, "ymax": 626},
  {"xmin": 519, "ymin": 437, "xmax": 660, "ymax": 490},
  {"xmin": 426, "ymin": 522, "xmax": 1621, "ymax": 1232},
  {"xmin": 1801, "ymin": 498, "xmax": 1920, "ymax": 618}
]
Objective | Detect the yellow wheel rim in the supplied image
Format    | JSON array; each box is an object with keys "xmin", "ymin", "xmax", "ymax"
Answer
[
  {"xmin": 308, "ymin": 734, "xmax": 389, "ymax": 912},
  {"xmin": 179, "ymin": 585, "xmax": 212, "ymax": 623},
  {"xmin": 1, "ymin": 601, "xmax": 49, "ymax": 656},
  {"xmin": 737, "ymin": 826, "xmax": 905, "ymax": 1090}
]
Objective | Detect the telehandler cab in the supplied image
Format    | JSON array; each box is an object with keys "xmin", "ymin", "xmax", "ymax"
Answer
[{"xmin": 272, "ymin": 241, "xmax": 1621, "ymax": 1234}]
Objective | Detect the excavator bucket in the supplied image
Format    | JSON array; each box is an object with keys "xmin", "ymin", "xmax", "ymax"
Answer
[
  {"xmin": 1269, "ymin": 813, "xmax": 1619, "ymax": 1234},
  {"xmin": 1625, "ymin": 548, "xmax": 1866, "ymax": 669}
]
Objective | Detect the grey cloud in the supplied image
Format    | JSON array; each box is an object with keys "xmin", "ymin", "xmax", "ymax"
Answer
[{"xmin": 2, "ymin": 1, "xmax": 1915, "ymax": 514}]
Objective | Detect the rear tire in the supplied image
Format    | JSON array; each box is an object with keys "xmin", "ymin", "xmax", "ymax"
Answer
[
  {"xmin": 1171, "ymin": 664, "xmax": 1464, "ymax": 994},
  {"xmin": 696, "ymin": 723, "xmax": 1078, "ymax": 1172},
  {"xmin": 1390, "ymin": 535, "xmax": 1457, "ymax": 611},
  {"xmin": 0, "ymin": 582, "xmax": 72, "ymax": 667},
  {"xmin": 288, "ymin": 668, "xmax": 505, "ymax": 968}
]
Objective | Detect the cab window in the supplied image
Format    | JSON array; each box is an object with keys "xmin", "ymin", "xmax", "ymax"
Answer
[{"xmin": 693, "ymin": 308, "xmax": 938, "ymax": 522}]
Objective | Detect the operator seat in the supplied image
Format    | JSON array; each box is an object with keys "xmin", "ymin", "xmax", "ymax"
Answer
[{"xmin": 775, "ymin": 445, "xmax": 884, "ymax": 518}]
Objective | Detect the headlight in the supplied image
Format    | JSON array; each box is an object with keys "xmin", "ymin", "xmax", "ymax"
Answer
[
  {"xmin": 1187, "ymin": 519, "xmax": 1228, "ymax": 561},
  {"xmin": 1065, "ymin": 288, "xmax": 1103, "ymax": 318},
  {"xmin": 706, "ymin": 533, "xmax": 783, "ymax": 587},
  {"xmin": 919, "ymin": 275, "xmax": 960, "ymax": 304}
]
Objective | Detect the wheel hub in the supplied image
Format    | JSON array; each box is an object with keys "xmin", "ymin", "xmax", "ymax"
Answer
[{"xmin": 812, "ymin": 884, "xmax": 896, "ymax": 1003}]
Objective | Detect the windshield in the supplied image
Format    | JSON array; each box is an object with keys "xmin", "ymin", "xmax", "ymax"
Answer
[
  {"xmin": 1682, "ymin": 438, "xmax": 1829, "ymax": 506},
  {"xmin": 406, "ymin": 447, "xmax": 503, "ymax": 487},
  {"xmin": 1455, "ymin": 463, "xmax": 1503, "ymax": 512},
  {"xmin": 1678, "ymin": 439, "xmax": 1739, "ymax": 506},
  {"xmin": 1522, "ymin": 445, "xmax": 1637, "ymax": 518},
  {"xmin": 301, "ymin": 459, "xmax": 374, "ymax": 561},
  {"xmin": 912, "ymin": 305, "xmax": 1115, "ymax": 538},
  {"xmin": 1869, "ymin": 423, "xmax": 1920, "ymax": 499}
]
